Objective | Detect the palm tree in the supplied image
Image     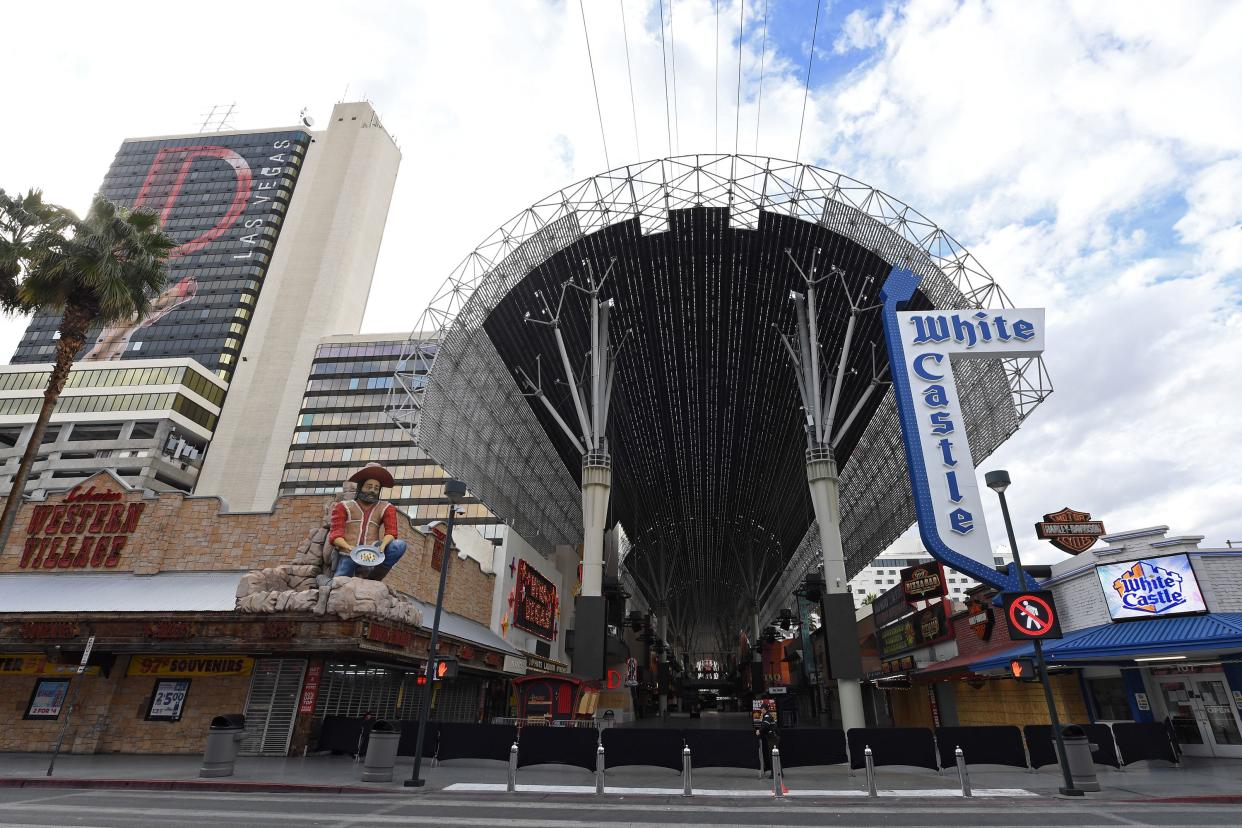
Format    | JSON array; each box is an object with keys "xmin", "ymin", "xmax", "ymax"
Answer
[
  {"xmin": 862, "ymin": 592, "xmax": 878, "ymax": 605},
  {"xmin": 0, "ymin": 194, "xmax": 175, "ymax": 549},
  {"xmin": 0, "ymin": 189, "xmax": 64, "ymax": 313}
]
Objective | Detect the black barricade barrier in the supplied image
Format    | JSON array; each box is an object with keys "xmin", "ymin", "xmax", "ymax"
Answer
[
  {"xmin": 1112, "ymin": 722, "xmax": 1178, "ymax": 766},
  {"xmin": 772, "ymin": 728, "xmax": 848, "ymax": 769},
  {"xmin": 683, "ymin": 729, "xmax": 762, "ymax": 771},
  {"xmin": 601, "ymin": 727, "xmax": 684, "ymax": 770},
  {"xmin": 397, "ymin": 721, "xmax": 440, "ymax": 758},
  {"xmin": 316, "ymin": 716, "xmax": 364, "ymax": 754},
  {"xmin": 1024, "ymin": 724, "xmax": 1120, "ymax": 769},
  {"xmin": 935, "ymin": 726, "xmax": 1027, "ymax": 769},
  {"xmin": 437, "ymin": 723, "xmax": 518, "ymax": 762},
  {"xmin": 847, "ymin": 728, "xmax": 938, "ymax": 771},
  {"xmin": 517, "ymin": 725, "xmax": 599, "ymax": 770}
]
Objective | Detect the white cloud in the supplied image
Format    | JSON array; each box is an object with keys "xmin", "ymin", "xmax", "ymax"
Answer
[
  {"xmin": 833, "ymin": 7, "xmax": 896, "ymax": 54},
  {"xmin": 1175, "ymin": 159, "xmax": 1242, "ymax": 275},
  {"xmin": 806, "ymin": 0, "xmax": 1242, "ymax": 551},
  {"xmin": 0, "ymin": 0, "xmax": 1237, "ymax": 556}
]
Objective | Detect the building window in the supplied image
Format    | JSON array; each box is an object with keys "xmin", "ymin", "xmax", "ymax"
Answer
[{"xmin": 1087, "ymin": 677, "xmax": 1132, "ymax": 721}]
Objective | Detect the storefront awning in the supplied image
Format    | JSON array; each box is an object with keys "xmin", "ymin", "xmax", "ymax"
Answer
[
  {"xmin": 406, "ymin": 596, "xmax": 523, "ymax": 658},
  {"xmin": 0, "ymin": 571, "xmax": 243, "ymax": 613},
  {"xmin": 971, "ymin": 613, "xmax": 1242, "ymax": 670}
]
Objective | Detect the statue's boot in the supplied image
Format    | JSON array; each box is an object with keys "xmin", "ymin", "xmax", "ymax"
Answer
[{"xmin": 372, "ymin": 565, "xmax": 392, "ymax": 581}]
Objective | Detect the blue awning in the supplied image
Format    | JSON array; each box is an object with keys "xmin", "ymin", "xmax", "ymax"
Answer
[{"xmin": 971, "ymin": 613, "xmax": 1242, "ymax": 671}]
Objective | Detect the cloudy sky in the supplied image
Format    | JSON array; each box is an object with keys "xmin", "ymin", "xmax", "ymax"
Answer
[{"xmin": 2, "ymin": 0, "xmax": 1239, "ymax": 561}]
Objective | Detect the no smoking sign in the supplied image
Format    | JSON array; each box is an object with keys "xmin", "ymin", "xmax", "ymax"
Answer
[{"xmin": 1002, "ymin": 590, "xmax": 1064, "ymax": 641}]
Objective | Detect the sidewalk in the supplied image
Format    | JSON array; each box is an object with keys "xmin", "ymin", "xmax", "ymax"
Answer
[{"xmin": 0, "ymin": 751, "xmax": 1238, "ymax": 801}]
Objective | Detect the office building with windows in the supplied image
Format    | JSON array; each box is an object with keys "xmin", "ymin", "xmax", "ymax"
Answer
[
  {"xmin": 281, "ymin": 333, "xmax": 500, "ymax": 537},
  {"xmin": 848, "ymin": 547, "xmax": 1015, "ymax": 608},
  {"xmin": 0, "ymin": 359, "xmax": 226, "ymax": 495},
  {"xmin": 2, "ymin": 101, "xmax": 400, "ymax": 500}
]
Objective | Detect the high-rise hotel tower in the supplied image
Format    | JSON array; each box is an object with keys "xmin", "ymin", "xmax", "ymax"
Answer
[{"xmin": 0, "ymin": 102, "xmax": 400, "ymax": 503}]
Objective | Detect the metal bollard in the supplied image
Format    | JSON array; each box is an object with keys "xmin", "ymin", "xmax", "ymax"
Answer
[
  {"xmin": 955, "ymin": 746, "xmax": 971, "ymax": 797},
  {"xmin": 682, "ymin": 745, "xmax": 693, "ymax": 797},
  {"xmin": 507, "ymin": 741, "xmax": 518, "ymax": 792},
  {"xmin": 771, "ymin": 748, "xmax": 783, "ymax": 797},
  {"xmin": 595, "ymin": 743, "xmax": 605, "ymax": 795},
  {"xmin": 864, "ymin": 745, "xmax": 877, "ymax": 797},
  {"xmin": 757, "ymin": 740, "xmax": 765, "ymax": 779}
]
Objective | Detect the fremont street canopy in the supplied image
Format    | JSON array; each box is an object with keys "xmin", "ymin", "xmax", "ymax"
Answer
[{"xmin": 391, "ymin": 155, "xmax": 1050, "ymax": 649}]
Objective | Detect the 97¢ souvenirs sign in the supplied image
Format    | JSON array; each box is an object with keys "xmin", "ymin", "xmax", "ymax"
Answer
[{"xmin": 881, "ymin": 267, "xmax": 1045, "ymax": 593}]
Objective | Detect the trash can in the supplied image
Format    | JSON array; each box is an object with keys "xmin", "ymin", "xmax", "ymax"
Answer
[
  {"xmin": 361, "ymin": 719, "xmax": 401, "ymax": 782},
  {"xmin": 200, "ymin": 714, "xmax": 246, "ymax": 778},
  {"xmin": 1058, "ymin": 725, "xmax": 1100, "ymax": 792}
]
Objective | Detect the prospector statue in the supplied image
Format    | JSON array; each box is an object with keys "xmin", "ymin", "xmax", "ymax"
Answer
[
  {"xmin": 330, "ymin": 462, "xmax": 406, "ymax": 580},
  {"xmin": 234, "ymin": 462, "xmax": 420, "ymax": 627}
]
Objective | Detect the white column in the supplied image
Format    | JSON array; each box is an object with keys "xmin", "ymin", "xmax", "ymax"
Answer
[
  {"xmin": 806, "ymin": 449, "xmax": 865, "ymax": 732},
  {"xmin": 579, "ymin": 455, "xmax": 611, "ymax": 597}
]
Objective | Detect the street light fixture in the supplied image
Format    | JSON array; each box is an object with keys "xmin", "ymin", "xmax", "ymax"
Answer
[
  {"xmin": 985, "ymin": 469, "xmax": 1084, "ymax": 798},
  {"xmin": 405, "ymin": 478, "xmax": 467, "ymax": 788}
]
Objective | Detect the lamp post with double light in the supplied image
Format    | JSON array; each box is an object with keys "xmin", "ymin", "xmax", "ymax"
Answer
[
  {"xmin": 984, "ymin": 469, "xmax": 1083, "ymax": 797},
  {"xmin": 405, "ymin": 478, "xmax": 467, "ymax": 788}
]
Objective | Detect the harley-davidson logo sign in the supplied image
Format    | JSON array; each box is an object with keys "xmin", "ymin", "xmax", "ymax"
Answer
[
  {"xmin": 1035, "ymin": 508, "xmax": 1106, "ymax": 554},
  {"xmin": 967, "ymin": 598, "xmax": 994, "ymax": 641}
]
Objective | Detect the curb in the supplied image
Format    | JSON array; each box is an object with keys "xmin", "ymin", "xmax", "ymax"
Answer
[
  {"xmin": 0, "ymin": 777, "xmax": 408, "ymax": 795},
  {"xmin": 1130, "ymin": 795, "xmax": 1242, "ymax": 805}
]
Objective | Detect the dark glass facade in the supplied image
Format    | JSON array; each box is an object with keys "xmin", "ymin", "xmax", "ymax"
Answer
[
  {"xmin": 281, "ymin": 338, "xmax": 500, "ymax": 534},
  {"xmin": 12, "ymin": 130, "xmax": 311, "ymax": 382}
]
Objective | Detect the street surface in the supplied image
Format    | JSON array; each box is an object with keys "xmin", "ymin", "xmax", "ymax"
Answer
[{"xmin": 1, "ymin": 787, "xmax": 1240, "ymax": 827}]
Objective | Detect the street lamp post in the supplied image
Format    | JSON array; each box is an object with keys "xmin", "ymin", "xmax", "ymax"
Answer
[
  {"xmin": 405, "ymin": 478, "xmax": 468, "ymax": 788},
  {"xmin": 984, "ymin": 469, "xmax": 1083, "ymax": 798}
]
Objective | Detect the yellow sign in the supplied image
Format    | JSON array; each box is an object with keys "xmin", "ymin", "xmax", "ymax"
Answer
[
  {"xmin": 126, "ymin": 655, "xmax": 254, "ymax": 677},
  {"xmin": 0, "ymin": 654, "xmax": 100, "ymax": 676}
]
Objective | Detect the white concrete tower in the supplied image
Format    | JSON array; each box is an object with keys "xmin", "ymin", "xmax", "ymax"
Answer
[{"xmin": 196, "ymin": 102, "xmax": 401, "ymax": 510}]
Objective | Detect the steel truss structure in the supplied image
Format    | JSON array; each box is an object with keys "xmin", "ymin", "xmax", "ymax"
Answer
[{"xmin": 390, "ymin": 155, "xmax": 1052, "ymax": 647}]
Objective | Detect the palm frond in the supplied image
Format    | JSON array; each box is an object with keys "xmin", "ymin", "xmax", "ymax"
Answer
[{"xmin": 16, "ymin": 194, "xmax": 174, "ymax": 326}]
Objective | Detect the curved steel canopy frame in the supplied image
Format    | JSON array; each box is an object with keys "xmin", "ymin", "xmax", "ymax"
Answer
[{"xmin": 389, "ymin": 154, "xmax": 1052, "ymax": 636}]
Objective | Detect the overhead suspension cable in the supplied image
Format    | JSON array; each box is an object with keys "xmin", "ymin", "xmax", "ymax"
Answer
[
  {"xmin": 754, "ymin": 0, "xmax": 769, "ymax": 155},
  {"xmin": 794, "ymin": 0, "xmax": 823, "ymax": 162},
  {"xmin": 578, "ymin": 0, "xmax": 611, "ymax": 170},
  {"xmin": 714, "ymin": 0, "xmax": 720, "ymax": 153},
  {"xmin": 733, "ymin": 0, "xmax": 745, "ymax": 155},
  {"xmin": 658, "ymin": 0, "xmax": 674, "ymax": 157},
  {"xmin": 619, "ymin": 0, "xmax": 642, "ymax": 160},
  {"xmin": 668, "ymin": 0, "xmax": 682, "ymax": 154}
]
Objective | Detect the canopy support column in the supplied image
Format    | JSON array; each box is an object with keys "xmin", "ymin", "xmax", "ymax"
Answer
[{"xmin": 776, "ymin": 250, "xmax": 882, "ymax": 733}]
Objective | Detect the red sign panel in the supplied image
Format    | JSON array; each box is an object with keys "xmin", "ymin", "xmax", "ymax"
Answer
[
  {"xmin": 18, "ymin": 486, "xmax": 146, "ymax": 571},
  {"xmin": 513, "ymin": 560, "xmax": 558, "ymax": 640},
  {"xmin": 1002, "ymin": 591, "xmax": 1064, "ymax": 640},
  {"xmin": 365, "ymin": 622, "xmax": 413, "ymax": 649},
  {"xmin": 298, "ymin": 663, "xmax": 323, "ymax": 715}
]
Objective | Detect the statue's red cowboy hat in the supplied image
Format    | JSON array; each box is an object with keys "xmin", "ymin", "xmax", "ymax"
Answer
[{"xmin": 348, "ymin": 462, "xmax": 395, "ymax": 488}]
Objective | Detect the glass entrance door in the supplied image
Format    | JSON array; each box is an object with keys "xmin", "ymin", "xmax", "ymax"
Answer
[
  {"xmin": 1157, "ymin": 680, "xmax": 1206, "ymax": 755},
  {"xmin": 1194, "ymin": 679, "xmax": 1242, "ymax": 759},
  {"xmin": 1156, "ymin": 675, "xmax": 1242, "ymax": 758}
]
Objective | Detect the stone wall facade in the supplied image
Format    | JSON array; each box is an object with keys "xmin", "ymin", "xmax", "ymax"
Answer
[
  {"xmin": 0, "ymin": 472, "xmax": 503, "ymax": 757},
  {"xmin": 0, "ymin": 656, "xmax": 249, "ymax": 755},
  {"xmin": 1, "ymin": 471, "xmax": 496, "ymax": 628}
]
